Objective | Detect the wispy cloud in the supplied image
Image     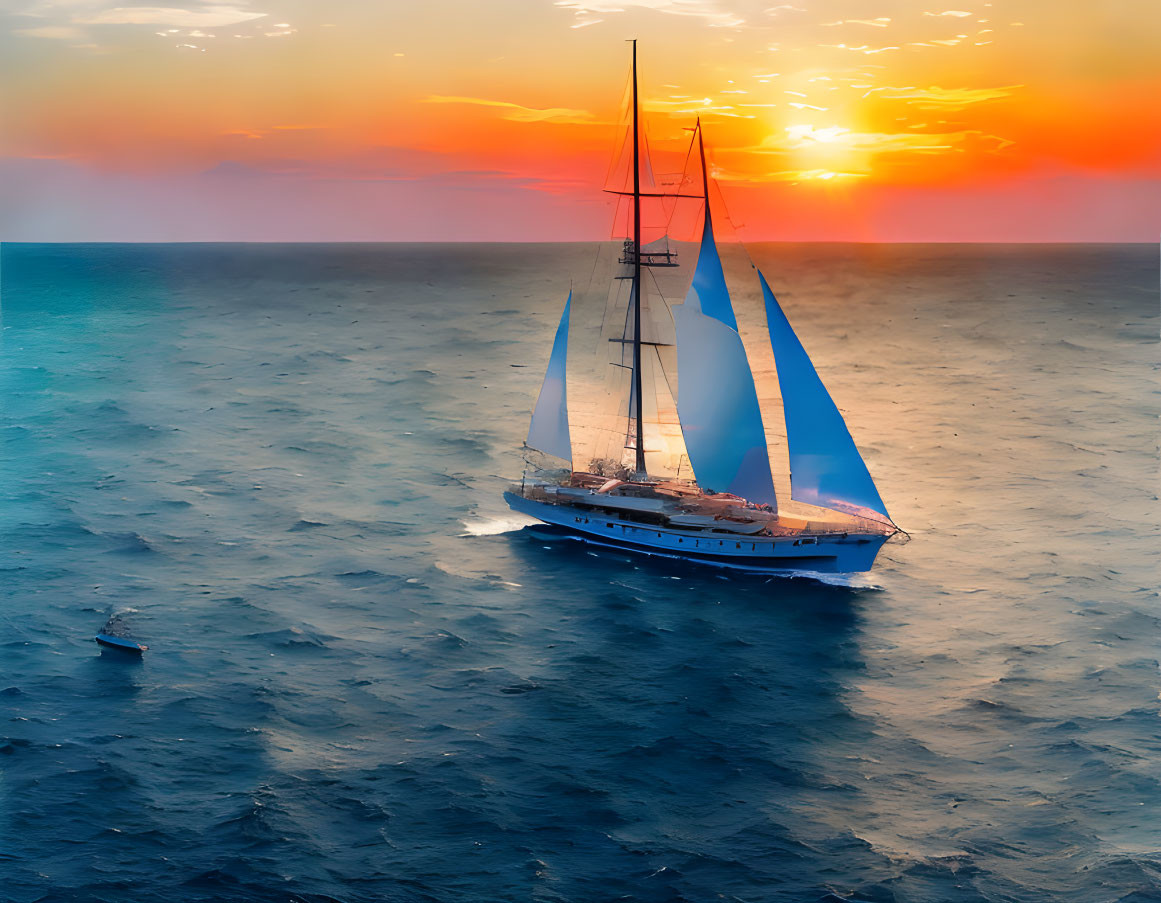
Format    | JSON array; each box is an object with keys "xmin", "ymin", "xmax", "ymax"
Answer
[
  {"xmin": 643, "ymin": 96, "xmax": 754, "ymax": 118},
  {"xmin": 73, "ymin": 6, "xmax": 267, "ymax": 27},
  {"xmin": 423, "ymin": 95, "xmax": 595, "ymax": 124},
  {"xmin": 745, "ymin": 124, "xmax": 1013, "ymax": 155},
  {"xmin": 716, "ymin": 167, "xmax": 869, "ymax": 183},
  {"xmin": 820, "ymin": 17, "xmax": 891, "ymax": 27},
  {"xmin": 223, "ymin": 125, "xmax": 329, "ymax": 139},
  {"xmin": 12, "ymin": 24, "xmax": 88, "ymax": 39},
  {"xmin": 553, "ymin": 0, "xmax": 744, "ymax": 29},
  {"xmin": 820, "ymin": 43, "xmax": 900, "ymax": 54},
  {"xmin": 863, "ymin": 84, "xmax": 1021, "ymax": 108},
  {"xmin": 923, "ymin": 9, "xmax": 972, "ymax": 16},
  {"xmin": 199, "ymin": 159, "xmax": 590, "ymax": 196}
]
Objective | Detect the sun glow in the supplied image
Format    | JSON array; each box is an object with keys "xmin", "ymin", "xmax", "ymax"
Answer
[
  {"xmin": 0, "ymin": 0, "xmax": 1156, "ymax": 241},
  {"xmin": 772, "ymin": 124, "xmax": 872, "ymax": 181},
  {"xmin": 785, "ymin": 124, "xmax": 850, "ymax": 143},
  {"xmin": 797, "ymin": 169, "xmax": 864, "ymax": 180}
]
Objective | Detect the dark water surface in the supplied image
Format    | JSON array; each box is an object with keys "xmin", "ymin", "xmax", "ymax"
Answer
[{"xmin": 1, "ymin": 243, "xmax": 1157, "ymax": 902}]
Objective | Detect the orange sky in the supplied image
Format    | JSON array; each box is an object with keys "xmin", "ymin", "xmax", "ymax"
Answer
[{"xmin": 1, "ymin": 0, "xmax": 1158, "ymax": 240}]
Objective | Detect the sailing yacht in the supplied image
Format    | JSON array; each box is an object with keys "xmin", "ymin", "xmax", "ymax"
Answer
[{"xmin": 504, "ymin": 43, "xmax": 900, "ymax": 574}]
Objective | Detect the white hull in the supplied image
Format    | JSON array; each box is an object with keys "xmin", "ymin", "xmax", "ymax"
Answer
[{"xmin": 504, "ymin": 491, "xmax": 888, "ymax": 573}]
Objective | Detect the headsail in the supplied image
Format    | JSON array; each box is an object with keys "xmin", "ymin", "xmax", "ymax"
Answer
[
  {"xmin": 673, "ymin": 211, "xmax": 777, "ymax": 506},
  {"xmin": 526, "ymin": 292, "xmax": 573, "ymax": 463},
  {"xmin": 759, "ymin": 271, "xmax": 890, "ymax": 521}
]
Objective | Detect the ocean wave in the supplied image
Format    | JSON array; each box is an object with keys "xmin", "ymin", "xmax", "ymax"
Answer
[{"xmin": 3, "ymin": 242, "xmax": 1157, "ymax": 903}]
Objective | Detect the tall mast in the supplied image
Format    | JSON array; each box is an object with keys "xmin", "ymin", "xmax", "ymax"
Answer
[
  {"xmin": 696, "ymin": 117, "xmax": 710, "ymax": 224},
  {"xmin": 630, "ymin": 39, "xmax": 646, "ymax": 476}
]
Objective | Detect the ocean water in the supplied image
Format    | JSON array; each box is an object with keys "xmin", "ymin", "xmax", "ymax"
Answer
[{"xmin": 0, "ymin": 242, "xmax": 1157, "ymax": 903}]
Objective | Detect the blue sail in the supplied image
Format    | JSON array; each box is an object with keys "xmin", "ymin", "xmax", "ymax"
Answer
[
  {"xmin": 526, "ymin": 293, "xmax": 572, "ymax": 462},
  {"xmin": 673, "ymin": 218, "xmax": 777, "ymax": 505},
  {"xmin": 759, "ymin": 271, "xmax": 890, "ymax": 521},
  {"xmin": 689, "ymin": 215, "xmax": 737, "ymax": 330}
]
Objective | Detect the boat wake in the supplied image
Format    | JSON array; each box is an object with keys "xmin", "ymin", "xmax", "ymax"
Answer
[
  {"xmin": 459, "ymin": 515, "xmax": 537, "ymax": 537},
  {"xmin": 775, "ymin": 570, "xmax": 884, "ymax": 590}
]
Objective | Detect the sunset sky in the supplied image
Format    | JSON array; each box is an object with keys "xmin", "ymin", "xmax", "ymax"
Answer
[{"xmin": 1, "ymin": 0, "xmax": 1158, "ymax": 241}]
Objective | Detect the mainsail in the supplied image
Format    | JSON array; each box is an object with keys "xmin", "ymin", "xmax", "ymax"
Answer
[
  {"xmin": 673, "ymin": 212, "xmax": 777, "ymax": 505},
  {"xmin": 758, "ymin": 271, "xmax": 890, "ymax": 520},
  {"xmin": 525, "ymin": 292, "xmax": 572, "ymax": 463}
]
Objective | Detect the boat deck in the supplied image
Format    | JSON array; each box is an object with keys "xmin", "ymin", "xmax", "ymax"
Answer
[{"xmin": 516, "ymin": 472, "xmax": 893, "ymax": 540}]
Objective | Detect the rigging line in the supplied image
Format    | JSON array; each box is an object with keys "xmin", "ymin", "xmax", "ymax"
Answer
[
  {"xmin": 679, "ymin": 122, "xmax": 698, "ymax": 185},
  {"xmin": 617, "ymin": 268, "xmax": 633, "ymax": 355},
  {"xmin": 645, "ymin": 264, "xmax": 670, "ymax": 313},
  {"xmin": 604, "ymin": 272, "xmax": 633, "ymax": 380},
  {"xmin": 679, "ymin": 122, "xmax": 703, "ymax": 231},
  {"xmin": 651, "ymin": 342, "xmax": 679, "ymax": 412},
  {"xmin": 582, "ymin": 242, "xmax": 610, "ymax": 365},
  {"xmin": 656, "ymin": 122, "xmax": 704, "ymax": 240},
  {"xmin": 594, "ymin": 242, "xmax": 619, "ymax": 321},
  {"xmin": 697, "ymin": 119, "xmax": 745, "ymax": 242},
  {"xmin": 640, "ymin": 112, "xmax": 659, "ymax": 191},
  {"xmin": 583, "ymin": 241, "xmax": 602, "ymax": 300},
  {"xmin": 602, "ymin": 65, "xmax": 636, "ymax": 199}
]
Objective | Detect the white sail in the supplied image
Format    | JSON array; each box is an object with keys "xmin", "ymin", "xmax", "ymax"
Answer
[
  {"xmin": 526, "ymin": 293, "xmax": 572, "ymax": 463},
  {"xmin": 564, "ymin": 242, "xmax": 691, "ymax": 478}
]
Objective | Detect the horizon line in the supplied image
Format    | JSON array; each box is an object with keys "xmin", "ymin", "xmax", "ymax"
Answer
[{"xmin": 2, "ymin": 239, "xmax": 1156, "ymax": 246}]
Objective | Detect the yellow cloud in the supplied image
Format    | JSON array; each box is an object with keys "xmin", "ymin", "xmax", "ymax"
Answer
[
  {"xmin": 820, "ymin": 43, "xmax": 900, "ymax": 54},
  {"xmin": 716, "ymin": 167, "xmax": 869, "ymax": 183},
  {"xmin": 748, "ymin": 124, "xmax": 1013, "ymax": 155},
  {"xmin": 820, "ymin": 18, "xmax": 891, "ymax": 27},
  {"xmin": 864, "ymin": 85, "xmax": 1022, "ymax": 109}
]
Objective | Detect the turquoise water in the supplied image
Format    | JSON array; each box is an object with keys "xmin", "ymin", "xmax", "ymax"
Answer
[{"xmin": 0, "ymin": 242, "xmax": 1157, "ymax": 902}]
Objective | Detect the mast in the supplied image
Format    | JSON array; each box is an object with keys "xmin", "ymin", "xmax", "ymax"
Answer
[
  {"xmin": 630, "ymin": 39, "xmax": 646, "ymax": 476},
  {"xmin": 696, "ymin": 117, "xmax": 710, "ymax": 223}
]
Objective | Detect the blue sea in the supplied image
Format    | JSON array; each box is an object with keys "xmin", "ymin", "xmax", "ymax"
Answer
[{"xmin": 1, "ymin": 242, "xmax": 1157, "ymax": 903}]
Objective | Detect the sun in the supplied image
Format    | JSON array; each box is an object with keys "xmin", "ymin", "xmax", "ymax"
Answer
[{"xmin": 774, "ymin": 123, "xmax": 870, "ymax": 182}]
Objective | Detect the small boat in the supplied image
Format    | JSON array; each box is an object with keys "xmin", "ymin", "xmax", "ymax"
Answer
[
  {"xmin": 94, "ymin": 633, "xmax": 148, "ymax": 654},
  {"xmin": 505, "ymin": 42, "xmax": 901, "ymax": 574}
]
